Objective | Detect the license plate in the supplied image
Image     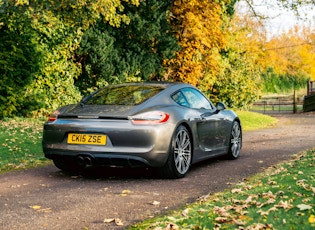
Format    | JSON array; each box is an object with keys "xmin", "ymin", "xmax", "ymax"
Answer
[{"xmin": 67, "ymin": 133, "xmax": 106, "ymax": 145}]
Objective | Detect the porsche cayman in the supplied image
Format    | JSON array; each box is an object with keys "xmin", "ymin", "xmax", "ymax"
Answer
[{"xmin": 42, "ymin": 82, "xmax": 242, "ymax": 178}]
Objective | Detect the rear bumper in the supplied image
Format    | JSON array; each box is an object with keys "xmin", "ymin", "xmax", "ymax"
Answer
[
  {"xmin": 43, "ymin": 148, "xmax": 168, "ymax": 168},
  {"xmin": 44, "ymin": 151, "xmax": 151, "ymax": 167}
]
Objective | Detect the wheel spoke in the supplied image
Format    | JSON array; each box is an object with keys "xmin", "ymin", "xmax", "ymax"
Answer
[
  {"xmin": 231, "ymin": 142, "xmax": 238, "ymax": 155},
  {"xmin": 182, "ymin": 140, "xmax": 190, "ymax": 150},
  {"xmin": 180, "ymin": 159, "xmax": 186, "ymax": 172},
  {"xmin": 175, "ymin": 138, "xmax": 181, "ymax": 149}
]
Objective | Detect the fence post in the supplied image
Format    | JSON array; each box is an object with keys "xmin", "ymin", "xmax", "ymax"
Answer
[
  {"xmin": 293, "ymin": 89, "xmax": 297, "ymax": 113},
  {"xmin": 307, "ymin": 80, "xmax": 310, "ymax": 96},
  {"xmin": 278, "ymin": 99, "xmax": 280, "ymax": 112}
]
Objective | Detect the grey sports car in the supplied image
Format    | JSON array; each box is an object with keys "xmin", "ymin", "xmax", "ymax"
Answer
[{"xmin": 42, "ymin": 82, "xmax": 242, "ymax": 178}]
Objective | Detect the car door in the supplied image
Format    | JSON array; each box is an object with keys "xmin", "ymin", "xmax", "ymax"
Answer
[
  {"xmin": 180, "ymin": 88, "xmax": 227, "ymax": 156},
  {"xmin": 198, "ymin": 109, "xmax": 230, "ymax": 151}
]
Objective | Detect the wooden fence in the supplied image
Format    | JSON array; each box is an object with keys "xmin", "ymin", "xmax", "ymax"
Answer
[
  {"xmin": 304, "ymin": 80, "xmax": 315, "ymax": 112},
  {"xmin": 251, "ymin": 81, "xmax": 315, "ymax": 113},
  {"xmin": 250, "ymin": 94, "xmax": 303, "ymax": 114}
]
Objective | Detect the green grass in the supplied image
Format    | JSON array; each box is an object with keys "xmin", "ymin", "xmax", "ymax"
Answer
[
  {"xmin": 236, "ymin": 110, "xmax": 278, "ymax": 131},
  {"xmin": 130, "ymin": 149, "xmax": 315, "ymax": 229},
  {"xmin": 0, "ymin": 118, "xmax": 48, "ymax": 173}
]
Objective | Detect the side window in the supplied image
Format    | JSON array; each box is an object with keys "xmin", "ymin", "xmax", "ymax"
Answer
[
  {"xmin": 171, "ymin": 91, "xmax": 190, "ymax": 107},
  {"xmin": 181, "ymin": 88, "xmax": 213, "ymax": 110}
]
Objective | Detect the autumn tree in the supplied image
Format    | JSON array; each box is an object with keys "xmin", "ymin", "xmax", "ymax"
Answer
[
  {"xmin": 164, "ymin": 0, "xmax": 263, "ymax": 108},
  {"xmin": 235, "ymin": 0, "xmax": 315, "ymax": 94},
  {"xmin": 261, "ymin": 27, "xmax": 313, "ymax": 93},
  {"xmin": 164, "ymin": 0, "xmax": 231, "ymax": 87},
  {"xmin": 209, "ymin": 12, "xmax": 263, "ymax": 108},
  {"xmin": 265, "ymin": 27, "xmax": 315, "ymax": 78}
]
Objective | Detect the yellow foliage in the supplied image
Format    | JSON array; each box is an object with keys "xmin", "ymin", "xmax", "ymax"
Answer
[
  {"xmin": 264, "ymin": 26, "xmax": 315, "ymax": 80},
  {"xmin": 231, "ymin": 7, "xmax": 315, "ymax": 81},
  {"xmin": 164, "ymin": 0, "xmax": 228, "ymax": 87}
]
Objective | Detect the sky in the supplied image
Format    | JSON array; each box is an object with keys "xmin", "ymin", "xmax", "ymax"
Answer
[{"xmin": 236, "ymin": 0, "xmax": 315, "ymax": 38}]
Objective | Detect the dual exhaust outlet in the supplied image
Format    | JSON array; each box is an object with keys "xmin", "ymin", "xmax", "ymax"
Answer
[{"xmin": 77, "ymin": 155, "xmax": 93, "ymax": 167}]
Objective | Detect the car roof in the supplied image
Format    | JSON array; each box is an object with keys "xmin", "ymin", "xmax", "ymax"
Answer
[
  {"xmin": 110, "ymin": 82, "xmax": 181, "ymax": 87},
  {"xmin": 116, "ymin": 82, "xmax": 194, "ymax": 90}
]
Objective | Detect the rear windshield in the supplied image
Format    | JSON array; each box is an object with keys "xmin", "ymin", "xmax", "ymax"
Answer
[{"xmin": 85, "ymin": 85, "xmax": 165, "ymax": 106}]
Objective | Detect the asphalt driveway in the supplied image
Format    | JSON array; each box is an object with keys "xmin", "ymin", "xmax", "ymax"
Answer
[{"xmin": 0, "ymin": 112, "xmax": 314, "ymax": 230}]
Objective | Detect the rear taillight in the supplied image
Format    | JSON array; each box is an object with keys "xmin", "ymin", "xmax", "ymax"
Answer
[
  {"xmin": 130, "ymin": 111, "xmax": 170, "ymax": 125},
  {"xmin": 48, "ymin": 110, "xmax": 60, "ymax": 122}
]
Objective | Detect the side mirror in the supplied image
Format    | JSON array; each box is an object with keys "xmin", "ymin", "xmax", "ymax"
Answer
[{"xmin": 216, "ymin": 102, "xmax": 226, "ymax": 111}]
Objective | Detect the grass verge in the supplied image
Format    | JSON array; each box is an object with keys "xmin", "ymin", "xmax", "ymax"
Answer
[
  {"xmin": 130, "ymin": 149, "xmax": 315, "ymax": 229},
  {"xmin": 0, "ymin": 118, "xmax": 48, "ymax": 173},
  {"xmin": 237, "ymin": 110, "xmax": 278, "ymax": 131}
]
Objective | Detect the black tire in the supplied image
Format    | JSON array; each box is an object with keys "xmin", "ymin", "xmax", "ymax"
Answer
[
  {"xmin": 53, "ymin": 159, "xmax": 83, "ymax": 173},
  {"xmin": 53, "ymin": 159, "xmax": 70, "ymax": 171},
  {"xmin": 158, "ymin": 125, "xmax": 192, "ymax": 179},
  {"xmin": 226, "ymin": 121, "xmax": 242, "ymax": 160}
]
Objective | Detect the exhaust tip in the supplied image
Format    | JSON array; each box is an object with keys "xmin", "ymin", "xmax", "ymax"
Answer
[
  {"xmin": 84, "ymin": 156, "xmax": 93, "ymax": 166},
  {"xmin": 77, "ymin": 156, "xmax": 85, "ymax": 166}
]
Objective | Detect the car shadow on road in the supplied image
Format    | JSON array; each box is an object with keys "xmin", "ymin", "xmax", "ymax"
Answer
[
  {"xmin": 48, "ymin": 155, "xmax": 228, "ymax": 181},
  {"xmin": 50, "ymin": 166, "xmax": 160, "ymax": 180}
]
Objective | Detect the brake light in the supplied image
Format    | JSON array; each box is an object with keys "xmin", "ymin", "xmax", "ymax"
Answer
[
  {"xmin": 130, "ymin": 111, "xmax": 170, "ymax": 125},
  {"xmin": 48, "ymin": 110, "xmax": 60, "ymax": 122}
]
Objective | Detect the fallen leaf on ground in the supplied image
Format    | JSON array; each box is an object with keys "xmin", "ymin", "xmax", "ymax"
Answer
[
  {"xmin": 213, "ymin": 206, "xmax": 231, "ymax": 218},
  {"xmin": 215, "ymin": 217, "xmax": 229, "ymax": 223},
  {"xmin": 276, "ymin": 200, "xmax": 293, "ymax": 209},
  {"xmin": 115, "ymin": 218, "xmax": 124, "ymax": 226},
  {"xmin": 29, "ymin": 205, "xmax": 51, "ymax": 212},
  {"xmin": 309, "ymin": 214, "xmax": 315, "ymax": 224},
  {"xmin": 166, "ymin": 223, "xmax": 179, "ymax": 230},
  {"xmin": 182, "ymin": 208, "xmax": 189, "ymax": 217},
  {"xmin": 231, "ymin": 188, "xmax": 242, "ymax": 194},
  {"xmin": 30, "ymin": 205, "xmax": 41, "ymax": 210},
  {"xmin": 268, "ymin": 206, "xmax": 278, "ymax": 212},
  {"xmin": 151, "ymin": 201, "xmax": 160, "ymax": 206},
  {"xmin": 103, "ymin": 218, "xmax": 115, "ymax": 223},
  {"xmin": 297, "ymin": 204, "xmax": 312, "ymax": 211},
  {"xmin": 120, "ymin": 190, "xmax": 131, "ymax": 196},
  {"xmin": 197, "ymin": 194, "xmax": 210, "ymax": 202},
  {"xmin": 37, "ymin": 208, "xmax": 52, "ymax": 213},
  {"xmin": 233, "ymin": 218, "xmax": 246, "ymax": 226},
  {"xmin": 247, "ymin": 223, "xmax": 273, "ymax": 230},
  {"xmin": 103, "ymin": 218, "xmax": 124, "ymax": 226}
]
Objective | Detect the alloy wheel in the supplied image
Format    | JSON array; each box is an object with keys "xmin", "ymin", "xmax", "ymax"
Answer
[{"xmin": 174, "ymin": 128, "xmax": 192, "ymax": 174}]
